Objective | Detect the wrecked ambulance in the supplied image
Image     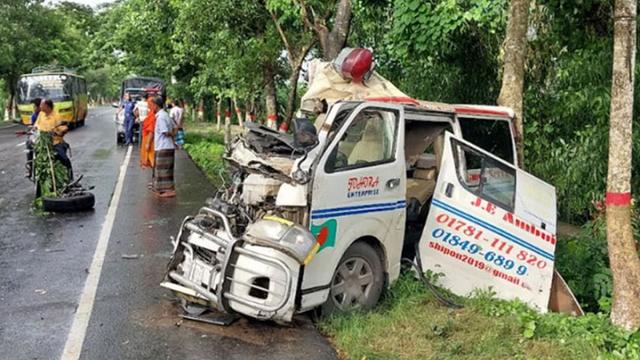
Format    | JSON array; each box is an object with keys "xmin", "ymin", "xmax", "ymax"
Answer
[{"xmin": 161, "ymin": 50, "xmax": 560, "ymax": 323}]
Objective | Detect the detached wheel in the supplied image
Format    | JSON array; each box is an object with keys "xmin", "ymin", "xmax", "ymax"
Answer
[
  {"xmin": 320, "ymin": 242, "xmax": 384, "ymax": 317},
  {"xmin": 43, "ymin": 192, "xmax": 95, "ymax": 213}
]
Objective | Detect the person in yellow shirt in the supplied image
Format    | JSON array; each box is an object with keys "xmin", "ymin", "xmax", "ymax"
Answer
[{"xmin": 34, "ymin": 99, "xmax": 73, "ymax": 179}]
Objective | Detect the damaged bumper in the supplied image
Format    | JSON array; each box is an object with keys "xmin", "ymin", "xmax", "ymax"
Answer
[{"xmin": 161, "ymin": 207, "xmax": 315, "ymax": 323}]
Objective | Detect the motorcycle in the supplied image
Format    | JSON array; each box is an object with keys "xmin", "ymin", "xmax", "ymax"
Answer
[{"xmin": 19, "ymin": 127, "xmax": 95, "ymax": 212}]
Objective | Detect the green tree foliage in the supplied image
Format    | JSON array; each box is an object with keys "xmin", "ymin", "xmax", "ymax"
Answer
[
  {"xmin": 0, "ymin": 0, "xmax": 85, "ymax": 110},
  {"xmin": 83, "ymin": 66, "xmax": 121, "ymax": 102},
  {"xmin": 350, "ymin": 0, "xmax": 638, "ymax": 223},
  {"xmin": 351, "ymin": 0, "xmax": 506, "ymax": 103},
  {"xmin": 85, "ymin": 0, "xmax": 175, "ymax": 80},
  {"xmin": 523, "ymin": 0, "xmax": 640, "ymax": 223},
  {"xmin": 172, "ymin": 0, "xmax": 280, "ymax": 105},
  {"xmin": 1, "ymin": 0, "xmax": 635, "ymax": 225}
]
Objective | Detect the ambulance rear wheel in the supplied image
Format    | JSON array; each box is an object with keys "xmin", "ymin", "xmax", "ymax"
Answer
[{"xmin": 321, "ymin": 242, "xmax": 384, "ymax": 317}]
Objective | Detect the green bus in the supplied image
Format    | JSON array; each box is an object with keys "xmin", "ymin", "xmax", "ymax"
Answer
[{"xmin": 16, "ymin": 66, "xmax": 88, "ymax": 127}]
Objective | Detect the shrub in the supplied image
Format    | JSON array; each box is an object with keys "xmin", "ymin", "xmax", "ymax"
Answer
[
  {"xmin": 321, "ymin": 274, "xmax": 640, "ymax": 360},
  {"xmin": 471, "ymin": 292, "xmax": 640, "ymax": 359},
  {"xmin": 182, "ymin": 131, "xmax": 226, "ymax": 185},
  {"xmin": 555, "ymin": 206, "xmax": 640, "ymax": 314}
]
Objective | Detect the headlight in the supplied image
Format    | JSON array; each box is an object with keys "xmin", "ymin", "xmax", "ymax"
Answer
[{"xmin": 243, "ymin": 216, "xmax": 318, "ymax": 265}]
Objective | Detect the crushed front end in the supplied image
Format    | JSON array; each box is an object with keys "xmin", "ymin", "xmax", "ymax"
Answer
[{"xmin": 161, "ymin": 124, "xmax": 316, "ymax": 323}]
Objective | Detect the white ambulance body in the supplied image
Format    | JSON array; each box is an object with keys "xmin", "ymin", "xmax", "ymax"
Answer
[{"xmin": 161, "ymin": 97, "xmax": 558, "ymax": 323}]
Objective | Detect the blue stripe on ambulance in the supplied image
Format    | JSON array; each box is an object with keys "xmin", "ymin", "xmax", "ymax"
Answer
[
  {"xmin": 432, "ymin": 198, "xmax": 554, "ymax": 261},
  {"xmin": 311, "ymin": 200, "xmax": 406, "ymax": 220}
]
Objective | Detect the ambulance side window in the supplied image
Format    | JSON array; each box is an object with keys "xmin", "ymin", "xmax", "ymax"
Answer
[
  {"xmin": 453, "ymin": 139, "xmax": 516, "ymax": 211},
  {"xmin": 325, "ymin": 109, "xmax": 398, "ymax": 173},
  {"xmin": 458, "ymin": 118, "xmax": 514, "ymax": 165}
]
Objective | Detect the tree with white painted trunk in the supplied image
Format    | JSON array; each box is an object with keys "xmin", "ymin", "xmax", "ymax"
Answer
[
  {"xmin": 264, "ymin": 64, "xmax": 278, "ymax": 128},
  {"xmin": 232, "ymin": 97, "xmax": 244, "ymax": 127},
  {"xmin": 605, "ymin": 0, "xmax": 640, "ymax": 331},
  {"xmin": 497, "ymin": 0, "xmax": 529, "ymax": 166},
  {"xmin": 216, "ymin": 98, "xmax": 222, "ymax": 131}
]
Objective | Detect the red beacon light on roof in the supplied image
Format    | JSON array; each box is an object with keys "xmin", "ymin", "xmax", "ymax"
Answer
[{"xmin": 333, "ymin": 48, "xmax": 374, "ymax": 84}]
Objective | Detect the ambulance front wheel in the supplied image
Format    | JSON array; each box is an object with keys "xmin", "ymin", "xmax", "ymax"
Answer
[{"xmin": 321, "ymin": 242, "xmax": 384, "ymax": 317}]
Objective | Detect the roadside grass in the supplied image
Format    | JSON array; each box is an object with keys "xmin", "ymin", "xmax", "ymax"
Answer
[
  {"xmin": 319, "ymin": 272, "xmax": 640, "ymax": 360},
  {"xmin": 182, "ymin": 122, "xmax": 226, "ymax": 186},
  {"xmin": 183, "ymin": 121, "xmax": 222, "ymax": 137}
]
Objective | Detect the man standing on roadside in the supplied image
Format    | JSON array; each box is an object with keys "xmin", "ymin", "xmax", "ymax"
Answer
[
  {"xmin": 120, "ymin": 92, "xmax": 136, "ymax": 145},
  {"xmin": 150, "ymin": 96, "xmax": 176, "ymax": 198},
  {"xmin": 169, "ymin": 99, "xmax": 185, "ymax": 148},
  {"xmin": 134, "ymin": 93, "xmax": 149, "ymax": 124},
  {"xmin": 140, "ymin": 94, "xmax": 156, "ymax": 169}
]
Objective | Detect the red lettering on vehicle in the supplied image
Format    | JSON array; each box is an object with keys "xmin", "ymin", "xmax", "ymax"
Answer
[
  {"xmin": 502, "ymin": 212, "xmax": 556, "ymax": 245},
  {"xmin": 428, "ymin": 241, "xmax": 524, "ymax": 288},
  {"xmin": 347, "ymin": 176, "xmax": 380, "ymax": 191}
]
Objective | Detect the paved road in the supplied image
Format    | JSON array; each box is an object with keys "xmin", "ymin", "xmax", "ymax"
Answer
[{"xmin": 0, "ymin": 108, "xmax": 336, "ymax": 360}]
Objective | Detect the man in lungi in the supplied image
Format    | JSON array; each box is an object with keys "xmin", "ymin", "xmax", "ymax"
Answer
[{"xmin": 150, "ymin": 96, "xmax": 176, "ymax": 198}]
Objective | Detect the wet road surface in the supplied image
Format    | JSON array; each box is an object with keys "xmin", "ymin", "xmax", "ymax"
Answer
[{"xmin": 0, "ymin": 109, "xmax": 336, "ymax": 360}]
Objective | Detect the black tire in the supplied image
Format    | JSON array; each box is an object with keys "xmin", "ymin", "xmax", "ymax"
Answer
[
  {"xmin": 43, "ymin": 192, "xmax": 95, "ymax": 213},
  {"xmin": 320, "ymin": 242, "xmax": 384, "ymax": 318}
]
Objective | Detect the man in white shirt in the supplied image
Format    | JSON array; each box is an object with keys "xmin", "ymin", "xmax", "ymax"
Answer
[
  {"xmin": 134, "ymin": 94, "xmax": 149, "ymax": 123},
  {"xmin": 150, "ymin": 96, "xmax": 176, "ymax": 198},
  {"xmin": 169, "ymin": 99, "xmax": 185, "ymax": 148},
  {"xmin": 132, "ymin": 94, "xmax": 149, "ymax": 144}
]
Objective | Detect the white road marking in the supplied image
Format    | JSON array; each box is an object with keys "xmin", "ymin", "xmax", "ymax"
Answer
[{"xmin": 60, "ymin": 145, "xmax": 132, "ymax": 360}]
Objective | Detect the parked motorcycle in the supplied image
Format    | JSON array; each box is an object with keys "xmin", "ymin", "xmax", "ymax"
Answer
[{"xmin": 20, "ymin": 127, "xmax": 95, "ymax": 212}]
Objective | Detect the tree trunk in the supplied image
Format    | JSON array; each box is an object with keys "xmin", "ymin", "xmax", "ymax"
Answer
[
  {"xmin": 216, "ymin": 98, "xmax": 222, "ymax": 131},
  {"xmin": 197, "ymin": 99, "xmax": 204, "ymax": 122},
  {"xmin": 6, "ymin": 79, "xmax": 16, "ymax": 121},
  {"xmin": 245, "ymin": 98, "xmax": 253, "ymax": 123},
  {"xmin": 606, "ymin": 0, "xmax": 640, "ymax": 331},
  {"xmin": 497, "ymin": 0, "xmax": 529, "ymax": 167},
  {"xmin": 5, "ymin": 95, "xmax": 12, "ymax": 121},
  {"xmin": 233, "ymin": 96, "xmax": 244, "ymax": 127},
  {"xmin": 264, "ymin": 66, "xmax": 278, "ymax": 129},
  {"xmin": 325, "ymin": 0, "xmax": 352, "ymax": 60},
  {"xmin": 282, "ymin": 64, "xmax": 302, "ymax": 132},
  {"xmin": 224, "ymin": 98, "xmax": 232, "ymax": 145}
]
